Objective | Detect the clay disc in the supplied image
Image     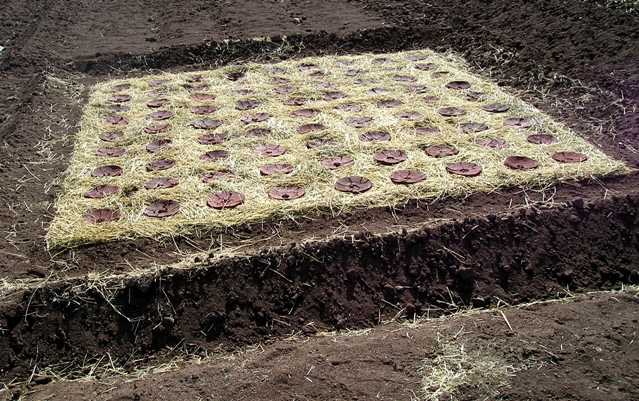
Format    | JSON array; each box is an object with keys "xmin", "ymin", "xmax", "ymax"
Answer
[
  {"xmin": 191, "ymin": 105, "xmax": 217, "ymax": 115},
  {"xmin": 476, "ymin": 138, "xmax": 508, "ymax": 149},
  {"xmin": 552, "ymin": 151, "xmax": 588, "ymax": 163},
  {"xmin": 284, "ymin": 97, "xmax": 308, "ymax": 106},
  {"xmin": 186, "ymin": 75, "xmax": 204, "ymax": 83},
  {"xmin": 297, "ymin": 123, "xmax": 326, "ymax": 134},
  {"xmin": 144, "ymin": 122, "xmax": 170, "ymax": 134},
  {"xmin": 346, "ymin": 116, "xmax": 373, "ymax": 128},
  {"xmin": 415, "ymin": 125, "xmax": 440, "ymax": 135},
  {"xmin": 504, "ymin": 155, "xmax": 539, "ymax": 170},
  {"xmin": 390, "ymin": 169, "xmax": 426, "ymax": 184},
  {"xmin": 240, "ymin": 113, "xmax": 270, "ymax": 124},
  {"xmin": 461, "ymin": 122, "xmax": 489, "ymax": 134},
  {"xmin": 146, "ymin": 159, "xmax": 175, "ymax": 171},
  {"xmin": 146, "ymin": 138, "xmax": 172, "ymax": 153},
  {"xmin": 372, "ymin": 57, "xmax": 390, "ymax": 64},
  {"xmin": 144, "ymin": 177, "xmax": 178, "ymax": 190},
  {"xmin": 425, "ymin": 144, "xmax": 459, "ymax": 158},
  {"xmin": 246, "ymin": 127, "xmax": 272, "ymax": 137},
  {"xmin": 236, "ymin": 99, "xmax": 261, "ymax": 110},
  {"xmin": 144, "ymin": 200, "xmax": 180, "ymax": 218},
  {"xmin": 432, "ymin": 71, "xmax": 451, "ymax": 78},
  {"xmin": 191, "ymin": 93, "xmax": 216, "ymax": 101},
  {"xmin": 105, "ymin": 114, "xmax": 128, "ymax": 125},
  {"xmin": 335, "ymin": 103, "xmax": 362, "ymax": 112},
  {"xmin": 201, "ymin": 170, "xmax": 234, "ymax": 183},
  {"xmin": 504, "ymin": 117, "xmax": 533, "ymax": 129},
  {"xmin": 207, "ymin": 191, "xmax": 244, "ymax": 209},
  {"xmin": 148, "ymin": 79, "xmax": 169, "ymax": 87},
  {"xmin": 377, "ymin": 99, "xmax": 403, "ymax": 108},
  {"xmin": 198, "ymin": 133, "xmax": 225, "ymax": 145},
  {"xmin": 446, "ymin": 162, "xmax": 482, "ymax": 177},
  {"xmin": 322, "ymin": 91, "xmax": 347, "ymax": 101},
  {"xmin": 298, "ymin": 62, "xmax": 318, "ymax": 70},
  {"xmin": 422, "ymin": 95, "xmax": 440, "ymax": 104},
  {"xmin": 84, "ymin": 184, "xmax": 119, "ymax": 199},
  {"xmin": 200, "ymin": 150, "xmax": 229, "ymax": 161},
  {"xmin": 466, "ymin": 91, "xmax": 486, "ymax": 102},
  {"xmin": 414, "ymin": 63, "xmax": 436, "ymax": 71},
  {"xmin": 84, "ymin": 208, "xmax": 120, "ymax": 224},
  {"xmin": 344, "ymin": 68, "xmax": 364, "ymax": 77},
  {"xmin": 397, "ymin": 111, "xmax": 423, "ymax": 121},
  {"xmin": 96, "ymin": 147, "xmax": 126, "ymax": 157},
  {"xmin": 110, "ymin": 94, "xmax": 131, "ymax": 103},
  {"xmin": 374, "ymin": 149, "xmax": 407, "ymax": 165},
  {"xmin": 291, "ymin": 108, "xmax": 320, "ymax": 118},
  {"xmin": 99, "ymin": 131, "xmax": 123, "ymax": 142},
  {"xmin": 111, "ymin": 83, "xmax": 131, "ymax": 92},
  {"xmin": 406, "ymin": 54, "xmax": 428, "ymax": 61},
  {"xmin": 405, "ymin": 84, "xmax": 429, "ymax": 93},
  {"xmin": 394, "ymin": 74, "xmax": 416, "ymax": 82},
  {"xmin": 446, "ymin": 81, "xmax": 471, "ymax": 90},
  {"xmin": 335, "ymin": 176, "xmax": 373, "ymax": 194},
  {"xmin": 438, "ymin": 107, "xmax": 466, "ymax": 117},
  {"xmin": 321, "ymin": 156, "xmax": 354, "ymax": 170},
  {"xmin": 306, "ymin": 138, "xmax": 336, "ymax": 149},
  {"xmin": 481, "ymin": 103, "xmax": 510, "ymax": 113},
  {"xmin": 268, "ymin": 186, "xmax": 305, "ymax": 200},
  {"xmin": 272, "ymin": 76, "xmax": 290, "ymax": 84},
  {"xmin": 368, "ymin": 87, "xmax": 387, "ymax": 95},
  {"xmin": 185, "ymin": 83, "xmax": 209, "ymax": 92},
  {"xmin": 92, "ymin": 165, "xmax": 123, "ymax": 177},
  {"xmin": 226, "ymin": 70, "xmax": 245, "ymax": 81},
  {"xmin": 256, "ymin": 144, "xmax": 286, "ymax": 157},
  {"xmin": 146, "ymin": 98, "xmax": 169, "ymax": 108},
  {"xmin": 260, "ymin": 163, "xmax": 294, "ymax": 176},
  {"xmin": 149, "ymin": 110, "xmax": 174, "ymax": 120},
  {"xmin": 273, "ymin": 85, "xmax": 294, "ymax": 95},
  {"xmin": 191, "ymin": 119, "xmax": 223, "ymax": 130},
  {"xmin": 360, "ymin": 130, "xmax": 391, "ymax": 142},
  {"xmin": 527, "ymin": 133, "xmax": 557, "ymax": 145},
  {"xmin": 109, "ymin": 104, "xmax": 130, "ymax": 113}
]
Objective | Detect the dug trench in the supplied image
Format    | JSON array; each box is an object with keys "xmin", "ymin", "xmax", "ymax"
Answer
[{"xmin": 2, "ymin": 191, "xmax": 639, "ymax": 382}]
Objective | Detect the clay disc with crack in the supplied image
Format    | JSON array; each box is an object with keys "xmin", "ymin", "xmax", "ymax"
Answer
[
  {"xmin": 260, "ymin": 163, "xmax": 294, "ymax": 176},
  {"xmin": 446, "ymin": 162, "xmax": 482, "ymax": 177},
  {"xmin": 236, "ymin": 99, "xmax": 261, "ymax": 110},
  {"xmin": 198, "ymin": 133, "xmax": 225, "ymax": 145},
  {"xmin": 191, "ymin": 105, "xmax": 217, "ymax": 115},
  {"xmin": 105, "ymin": 114, "xmax": 128, "ymax": 125},
  {"xmin": 476, "ymin": 138, "xmax": 508, "ymax": 149},
  {"xmin": 99, "ymin": 131, "xmax": 123, "ymax": 142},
  {"xmin": 268, "ymin": 186, "xmax": 305, "ymax": 200},
  {"xmin": 297, "ymin": 123, "xmax": 326, "ymax": 134},
  {"xmin": 92, "ymin": 165, "xmax": 123, "ymax": 177},
  {"xmin": 335, "ymin": 176, "xmax": 373, "ymax": 194},
  {"xmin": 256, "ymin": 144, "xmax": 286, "ymax": 157},
  {"xmin": 200, "ymin": 150, "xmax": 229, "ymax": 161},
  {"xmin": 527, "ymin": 133, "xmax": 557, "ymax": 145},
  {"xmin": 145, "ymin": 122, "xmax": 170, "ymax": 134},
  {"xmin": 240, "ymin": 113, "xmax": 270, "ymax": 124},
  {"xmin": 504, "ymin": 155, "xmax": 539, "ymax": 170},
  {"xmin": 144, "ymin": 200, "xmax": 180, "ymax": 218},
  {"xmin": 291, "ymin": 108, "xmax": 321, "ymax": 118},
  {"xmin": 84, "ymin": 184, "xmax": 119, "ymax": 199},
  {"xmin": 504, "ymin": 117, "xmax": 533, "ymax": 129},
  {"xmin": 321, "ymin": 156, "xmax": 354, "ymax": 170},
  {"xmin": 374, "ymin": 149, "xmax": 407, "ymax": 165},
  {"xmin": 481, "ymin": 103, "xmax": 510, "ymax": 113},
  {"xmin": 207, "ymin": 191, "xmax": 244, "ymax": 209},
  {"xmin": 84, "ymin": 208, "xmax": 120, "ymax": 224},
  {"xmin": 96, "ymin": 147, "xmax": 126, "ymax": 157},
  {"xmin": 461, "ymin": 122, "xmax": 489, "ymax": 134},
  {"xmin": 146, "ymin": 138, "xmax": 172, "ymax": 153},
  {"xmin": 144, "ymin": 177, "xmax": 179, "ymax": 190},
  {"xmin": 425, "ymin": 144, "xmax": 459, "ymax": 158},
  {"xmin": 390, "ymin": 169, "xmax": 426, "ymax": 184},
  {"xmin": 438, "ymin": 107, "xmax": 466, "ymax": 117},
  {"xmin": 446, "ymin": 81, "xmax": 471, "ymax": 90},
  {"xmin": 552, "ymin": 151, "xmax": 588, "ymax": 163},
  {"xmin": 360, "ymin": 130, "xmax": 391, "ymax": 142},
  {"xmin": 146, "ymin": 159, "xmax": 175, "ymax": 171},
  {"xmin": 191, "ymin": 119, "xmax": 223, "ymax": 130},
  {"xmin": 149, "ymin": 110, "xmax": 174, "ymax": 120}
]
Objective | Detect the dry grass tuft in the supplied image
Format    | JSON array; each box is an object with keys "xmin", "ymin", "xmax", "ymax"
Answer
[{"xmin": 47, "ymin": 49, "xmax": 627, "ymax": 248}]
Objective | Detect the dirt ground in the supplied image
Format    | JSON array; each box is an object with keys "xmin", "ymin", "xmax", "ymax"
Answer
[
  {"xmin": 0, "ymin": 0, "xmax": 638, "ymax": 398},
  {"xmin": 19, "ymin": 289, "xmax": 639, "ymax": 401}
]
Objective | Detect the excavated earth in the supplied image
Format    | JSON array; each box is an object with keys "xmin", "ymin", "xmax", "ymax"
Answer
[{"xmin": 0, "ymin": 0, "xmax": 638, "ymax": 399}]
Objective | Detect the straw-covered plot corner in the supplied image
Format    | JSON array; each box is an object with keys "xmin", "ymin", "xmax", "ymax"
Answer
[{"xmin": 47, "ymin": 49, "xmax": 626, "ymax": 248}]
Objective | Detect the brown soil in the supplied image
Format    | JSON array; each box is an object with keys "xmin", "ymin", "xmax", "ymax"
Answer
[
  {"xmin": 0, "ymin": 0, "xmax": 638, "ymax": 391},
  {"xmin": 20, "ymin": 290, "xmax": 639, "ymax": 401}
]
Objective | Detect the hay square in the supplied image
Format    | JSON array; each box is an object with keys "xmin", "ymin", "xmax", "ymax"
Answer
[{"xmin": 47, "ymin": 49, "xmax": 625, "ymax": 247}]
